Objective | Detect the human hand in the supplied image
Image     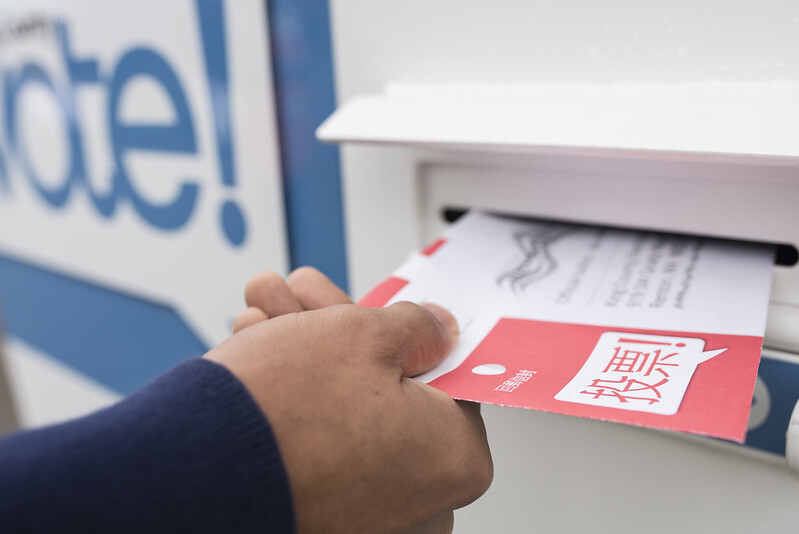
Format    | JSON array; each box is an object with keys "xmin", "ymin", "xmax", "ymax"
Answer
[{"xmin": 205, "ymin": 268, "xmax": 493, "ymax": 534}]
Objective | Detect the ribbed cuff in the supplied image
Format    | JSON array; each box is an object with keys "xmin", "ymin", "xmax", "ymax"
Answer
[{"xmin": 0, "ymin": 358, "xmax": 296, "ymax": 533}]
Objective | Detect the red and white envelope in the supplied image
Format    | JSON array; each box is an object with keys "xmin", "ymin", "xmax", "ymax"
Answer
[{"xmin": 360, "ymin": 211, "xmax": 774, "ymax": 442}]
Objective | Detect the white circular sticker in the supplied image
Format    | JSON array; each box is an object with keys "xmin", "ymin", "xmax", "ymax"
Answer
[{"xmin": 471, "ymin": 363, "xmax": 506, "ymax": 375}]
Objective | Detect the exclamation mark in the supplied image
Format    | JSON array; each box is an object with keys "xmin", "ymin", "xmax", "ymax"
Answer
[
  {"xmin": 196, "ymin": 0, "xmax": 246, "ymax": 246},
  {"xmin": 0, "ymin": 142, "xmax": 8, "ymax": 193}
]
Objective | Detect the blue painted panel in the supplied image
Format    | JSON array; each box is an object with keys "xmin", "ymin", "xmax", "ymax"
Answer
[
  {"xmin": 268, "ymin": 0, "xmax": 349, "ymax": 292},
  {"xmin": 0, "ymin": 0, "xmax": 348, "ymax": 397},
  {"xmin": 744, "ymin": 355, "xmax": 799, "ymax": 455},
  {"xmin": 0, "ymin": 253, "xmax": 208, "ymax": 395}
]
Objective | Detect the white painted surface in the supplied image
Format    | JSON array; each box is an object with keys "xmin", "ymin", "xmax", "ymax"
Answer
[
  {"xmin": 4, "ymin": 336, "xmax": 120, "ymax": 429},
  {"xmin": 319, "ymin": 82, "xmax": 799, "ymax": 165},
  {"xmin": 458, "ymin": 404, "xmax": 797, "ymax": 534}
]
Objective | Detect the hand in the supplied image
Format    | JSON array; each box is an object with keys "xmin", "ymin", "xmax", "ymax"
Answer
[{"xmin": 205, "ymin": 268, "xmax": 493, "ymax": 534}]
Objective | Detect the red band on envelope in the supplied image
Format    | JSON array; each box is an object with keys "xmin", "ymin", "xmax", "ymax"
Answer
[
  {"xmin": 358, "ymin": 277, "xmax": 409, "ymax": 307},
  {"xmin": 421, "ymin": 238, "xmax": 447, "ymax": 257},
  {"xmin": 429, "ymin": 318, "xmax": 763, "ymax": 442}
]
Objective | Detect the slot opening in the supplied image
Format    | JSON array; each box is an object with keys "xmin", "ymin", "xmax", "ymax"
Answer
[{"xmin": 441, "ymin": 207, "xmax": 798, "ymax": 267}]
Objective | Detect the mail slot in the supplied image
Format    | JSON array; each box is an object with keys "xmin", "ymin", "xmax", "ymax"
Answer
[{"xmin": 319, "ymin": 1, "xmax": 799, "ymax": 532}]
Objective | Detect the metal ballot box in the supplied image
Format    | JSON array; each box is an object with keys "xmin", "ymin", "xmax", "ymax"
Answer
[{"xmin": 318, "ymin": 1, "xmax": 799, "ymax": 532}]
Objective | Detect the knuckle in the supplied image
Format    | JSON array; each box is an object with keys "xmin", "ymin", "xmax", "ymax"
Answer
[
  {"xmin": 232, "ymin": 307, "xmax": 267, "ymax": 333},
  {"xmin": 472, "ymin": 450, "xmax": 494, "ymax": 497},
  {"xmin": 244, "ymin": 271, "xmax": 284, "ymax": 302},
  {"xmin": 388, "ymin": 300, "xmax": 422, "ymax": 315},
  {"xmin": 287, "ymin": 265, "xmax": 323, "ymax": 283},
  {"xmin": 344, "ymin": 306, "xmax": 407, "ymax": 363},
  {"xmin": 231, "ymin": 312, "xmax": 249, "ymax": 333},
  {"xmin": 445, "ymin": 414, "xmax": 493, "ymax": 506},
  {"xmin": 363, "ymin": 310, "xmax": 400, "ymax": 345},
  {"xmin": 315, "ymin": 304, "xmax": 394, "ymax": 362},
  {"xmin": 383, "ymin": 302, "xmax": 425, "ymax": 342},
  {"xmin": 231, "ymin": 315, "xmax": 246, "ymax": 334},
  {"xmin": 388, "ymin": 300, "xmax": 447, "ymax": 345},
  {"xmin": 450, "ymin": 451, "xmax": 493, "ymax": 508},
  {"xmin": 327, "ymin": 303, "xmax": 379, "ymax": 335},
  {"xmin": 386, "ymin": 301, "xmax": 432, "ymax": 333}
]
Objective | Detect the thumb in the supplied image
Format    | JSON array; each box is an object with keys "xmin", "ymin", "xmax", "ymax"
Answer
[{"xmin": 378, "ymin": 302, "xmax": 459, "ymax": 377}]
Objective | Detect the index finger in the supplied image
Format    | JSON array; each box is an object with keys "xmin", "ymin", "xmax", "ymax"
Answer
[{"xmin": 287, "ymin": 267, "xmax": 353, "ymax": 309}]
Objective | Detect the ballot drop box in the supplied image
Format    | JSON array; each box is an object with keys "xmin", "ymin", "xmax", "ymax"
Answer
[{"xmin": 319, "ymin": 1, "xmax": 799, "ymax": 532}]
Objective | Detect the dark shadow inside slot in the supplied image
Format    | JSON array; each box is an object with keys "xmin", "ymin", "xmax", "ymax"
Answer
[{"xmin": 441, "ymin": 206, "xmax": 798, "ymax": 267}]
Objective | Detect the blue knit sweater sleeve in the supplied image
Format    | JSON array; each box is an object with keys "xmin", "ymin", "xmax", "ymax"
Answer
[{"xmin": 0, "ymin": 358, "xmax": 296, "ymax": 533}]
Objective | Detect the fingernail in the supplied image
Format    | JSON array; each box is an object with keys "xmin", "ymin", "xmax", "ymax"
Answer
[{"xmin": 420, "ymin": 302, "xmax": 459, "ymax": 340}]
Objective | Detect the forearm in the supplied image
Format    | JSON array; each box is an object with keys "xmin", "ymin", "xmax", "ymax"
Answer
[{"xmin": 0, "ymin": 358, "xmax": 295, "ymax": 533}]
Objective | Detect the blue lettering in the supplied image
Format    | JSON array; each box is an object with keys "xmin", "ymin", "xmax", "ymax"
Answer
[
  {"xmin": 59, "ymin": 21, "xmax": 99, "ymax": 86},
  {"xmin": 0, "ymin": 74, "xmax": 11, "ymax": 192},
  {"xmin": 56, "ymin": 21, "xmax": 111, "ymax": 215},
  {"xmin": 108, "ymin": 48, "xmax": 199, "ymax": 229},
  {"xmin": 0, "ymin": 140, "xmax": 7, "ymax": 192},
  {"xmin": 0, "ymin": 6, "xmax": 238, "ymax": 241},
  {"xmin": 196, "ymin": 0, "xmax": 246, "ymax": 246},
  {"xmin": 4, "ymin": 64, "xmax": 75, "ymax": 207}
]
